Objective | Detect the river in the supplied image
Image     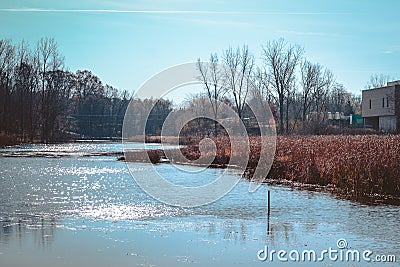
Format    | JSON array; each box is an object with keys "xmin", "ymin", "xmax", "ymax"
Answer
[{"xmin": 0, "ymin": 142, "xmax": 399, "ymax": 266}]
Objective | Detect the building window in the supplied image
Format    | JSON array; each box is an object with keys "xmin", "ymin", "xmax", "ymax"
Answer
[
  {"xmin": 382, "ymin": 98, "xmax": 385, "ymax": 108},
  {"xmin": 369, "ymin": 99, "xmax": 372, "ymax": 109}
]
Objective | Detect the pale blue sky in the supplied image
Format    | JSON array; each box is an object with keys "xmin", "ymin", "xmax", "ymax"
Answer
[{"xmin": 1, "ymin": 0, "xmax": 399, "ymax": 100}]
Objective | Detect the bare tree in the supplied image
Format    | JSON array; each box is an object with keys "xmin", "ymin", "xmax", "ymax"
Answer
[
  {"xmin": 0, "ymin": 39, "xmax": 16, "ymax": 135},
  {"xmin": 365, "ymin": 74, "xmax": 392, "ymax": 89},
  {"xmin": 36, "ymin": 37, "xmax": 64, "ymax": 142},
  {"xmin": 329, "ymin": 83, "xmax": 349, "ymax": 113},
  {"xmin": 300, "ymin": 60, "xmax": 318, "ymax": 121},
  {"xmin": 0, "ymin": 37, "xmax": 131, "ymax": 145},
  {"xmin": 313, "ymin": 68, "xmax": 333, "ymax": 114},
  {"xmin": 300, "ymin": 60, "xmax": 334, "ymax": 120},
  {"xmin": 222, "ymin": 45, "xmax": 254, "ymax": 120},
  {"xmin": 15, "ymin": 40, "xmax": 32, "ymax": 140},
  {"xmin": 197, "ymin": 53, "xmax": 226, "ymax": 136},
  {"xmin": 262, "ymin": 38, "xmax": 303, "ymax": 134},
  {"xmin": 253, "ymin": 66, "xmax": 275, "ymax": 104}
]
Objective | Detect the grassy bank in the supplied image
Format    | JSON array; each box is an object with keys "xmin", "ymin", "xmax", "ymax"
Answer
[
  {"xmin": 267, "ymin": 135, "xmax": 400, "ymax": 204},
  {"xmin": 125, "ymin": 135, "xmax": 400, "ymax": 205}
]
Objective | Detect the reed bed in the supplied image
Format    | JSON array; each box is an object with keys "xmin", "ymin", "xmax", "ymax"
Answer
[
  {"xmin": 183, "ymin": 135, "xmax": 400, "ymax": 203},
  {"xmin": 270, "ymin": 135, "xmax": 400, "ymax": 202},
  {"xmin": 124, "ymin": 135, "xmax": 400, "ymax": 204}
]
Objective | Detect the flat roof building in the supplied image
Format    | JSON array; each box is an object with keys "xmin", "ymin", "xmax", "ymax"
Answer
[{"xmin": 362, "ymin": 81, "xmax": 400, "ymax": 133}]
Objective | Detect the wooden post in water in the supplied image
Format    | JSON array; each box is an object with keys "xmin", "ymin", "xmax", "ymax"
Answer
[
  {"xmin": 267, "ymin": 190, "xmax": 270, "ymax": 216},
  {"xmin": 267, "ymin": 190, "xmax": 271, "ymax": 234}
]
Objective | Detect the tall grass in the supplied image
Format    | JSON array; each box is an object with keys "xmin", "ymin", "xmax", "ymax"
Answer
[
  {"xmin": 270, "ymin": 135, "xmax": 400, "ymax": 201},
  {"xmin": 124, "ymin": 135, "xmax": 400, "ymax": 204},
  {"xmin": 182, "ymin": 135, "xmax": 400, "ymax": 203}
]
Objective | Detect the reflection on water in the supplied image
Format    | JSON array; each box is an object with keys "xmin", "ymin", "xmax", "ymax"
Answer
[
  {"xmin": 0, "ymin": 217, "xmax": 57, "ymax": 249},
  {"xmin": 0, "ymin": 142, "xmax": 399, "ymax": 266}
]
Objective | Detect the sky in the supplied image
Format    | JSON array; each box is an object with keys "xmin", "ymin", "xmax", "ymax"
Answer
[{"xmin": 0, "ymin": 0, "xmax": 399, "ymax": 102}]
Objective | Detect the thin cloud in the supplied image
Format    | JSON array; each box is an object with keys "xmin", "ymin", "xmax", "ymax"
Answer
[
  {"xmin": 382, "ymin": 45, "xmax": 400, "ymax": 54},
  {"xmin": 166, "ymin": 17, "xmax": 254, "ymax": 27},
  {"xmin": 337, "ymin": 70, "xmax": 399, "ymax": 74},
  {"xmin": 0, "ymin": 8, "xmax": 350, "ymax": 15},
  {"xmin": 277, "ymin": 30, "xmax": 349, "ymax": 38}
]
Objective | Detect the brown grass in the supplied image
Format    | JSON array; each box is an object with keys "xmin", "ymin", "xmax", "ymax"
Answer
[
  {"xmin": 123, "ymin": 135, "xmax": 400, "ymax": 204},
  {"xmin": 183, "ymin": 135, "xmax": 400, "ymax": 204}
]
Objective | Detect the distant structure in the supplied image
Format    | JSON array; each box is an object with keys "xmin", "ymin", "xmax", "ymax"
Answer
[{"xmin": 362, "ymin": 80, "xmax": 400, "ymax": 133}]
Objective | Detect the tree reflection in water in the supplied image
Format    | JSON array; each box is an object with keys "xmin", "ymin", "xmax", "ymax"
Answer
[{"xmin": 0, "ymin": 217, "xmax": 57, "ymax": 249}]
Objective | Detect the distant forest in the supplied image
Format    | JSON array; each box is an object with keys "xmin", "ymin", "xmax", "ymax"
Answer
[
  {"xmin": 0, "ymin": 37, "xmax": 133, "ymax": 142},
  {"xmin": 1, "ymin": 37, "xmax": 370, "ymax": 146}
]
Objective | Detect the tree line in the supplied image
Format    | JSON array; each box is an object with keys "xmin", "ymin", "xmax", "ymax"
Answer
[
  {"xmin": 195, "ymin": 39, "xmax": 362, "ymax": 135},
  {"xmin": 0, "ymin": 38, "xmax": 131, "ymax": 142},
  {"xmin": 1, "ymin": 37, "xmax": 393, "ymax": 144},
  {"xmin": 122, "ymin": 38, "xmax": 389, "ymax": 138}
]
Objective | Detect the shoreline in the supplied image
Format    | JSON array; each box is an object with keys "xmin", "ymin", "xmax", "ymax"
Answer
[
  {"xmin": 0, "ymin": 135, "xmax": 19, "ymax": 148},
  {"xmin": 121, "ymin": 134, "xmax": 400, "ymax": 206},
  {"xmin": 121, "ymin": 151, "xmax": 400, "ymax": 206},
  {"xmin": 0, "ymin": 137, "xmax": 124, "ymax": 148},
  {"xmin": 3, "ymin": 136, "xmax": 399, "ymax": 206}
]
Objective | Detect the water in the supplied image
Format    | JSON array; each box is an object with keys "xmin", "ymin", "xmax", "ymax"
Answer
[{"xmin": 0, "ymin": 142, "xmax": 399, "ymax": 266}]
